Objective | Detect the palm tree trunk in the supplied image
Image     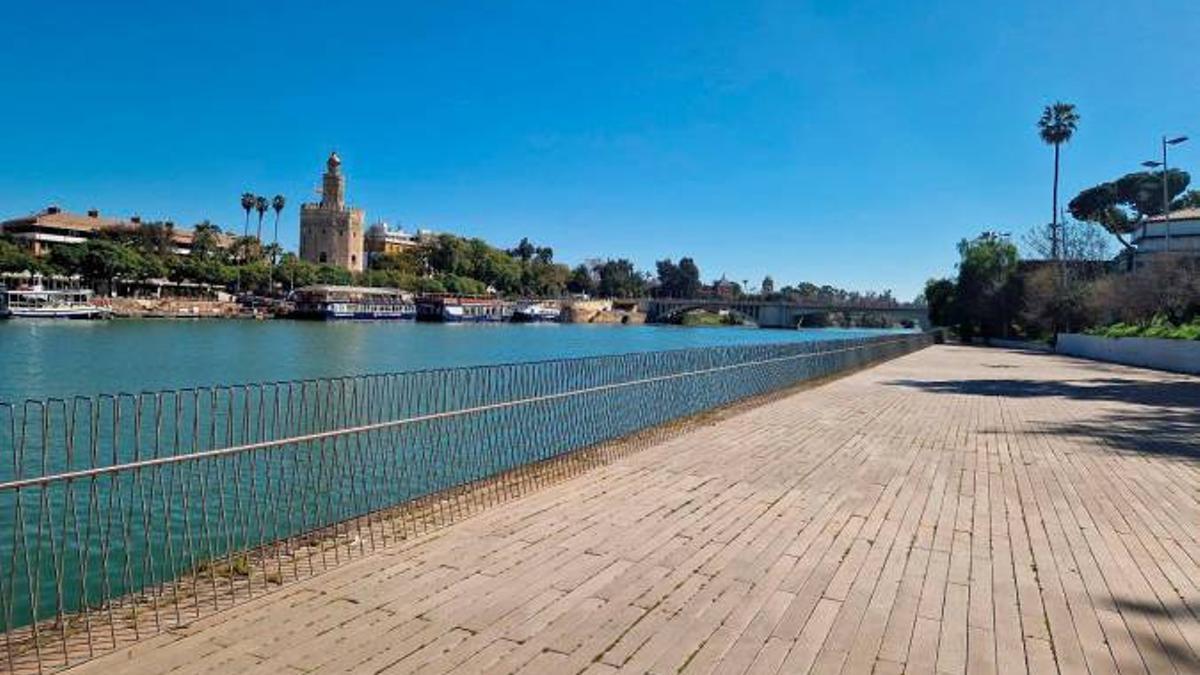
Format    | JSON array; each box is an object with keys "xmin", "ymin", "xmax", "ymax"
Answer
[
  {"xmin": 273, "ymin": 213, "xmax": 280, "ymax": 266},
  {"xmin": 1051, "ymin": 143, "xmax": 1060, "ymax": 260},
  {"xmin": 243, "ymin": 212, "xmax": 250, "ymax": 239},
  {"xmin": 256, "ymin": 215, "xmax": 264, "ymax": 243}
]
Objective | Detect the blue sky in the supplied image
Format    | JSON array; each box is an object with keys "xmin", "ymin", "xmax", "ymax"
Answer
[{"xmin": 2, "ymin": 1, "xmax": 1197, "ymax": 299}]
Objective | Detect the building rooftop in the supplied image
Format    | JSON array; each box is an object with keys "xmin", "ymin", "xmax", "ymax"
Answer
[
  {"xmin": 1, "ymin": 206, "xmax": 232, "ymax": 246},
  {"xmin": 1143, "ymin": 206, "xmax": 1200, "ymax": 222}
]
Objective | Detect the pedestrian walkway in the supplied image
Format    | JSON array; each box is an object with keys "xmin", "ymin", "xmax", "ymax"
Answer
[{"xmin": 72, "ymin": 345, "xmax": 1200, "ymax": 674}]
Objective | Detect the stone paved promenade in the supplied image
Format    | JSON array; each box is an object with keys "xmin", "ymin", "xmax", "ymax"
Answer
[{"xmin": 72, "ymin": 345, "xmax": 1200, "ymax": 674}]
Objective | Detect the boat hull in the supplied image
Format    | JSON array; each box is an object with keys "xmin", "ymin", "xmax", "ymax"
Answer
[
  {"xmin": 9, "ymin": 308, "xmax": 111, "ymax": 319},
  {"xmin": 510, "ymin": 312, "xmax": 560, "ymax": 323},
  {"xmin": 293, "ymin": 309, "xmax": 415, "ymax": 321}
]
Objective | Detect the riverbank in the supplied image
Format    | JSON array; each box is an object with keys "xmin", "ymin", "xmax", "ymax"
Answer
[{"xmin": 104, "ymin": 297, "xmax": 247, "ymax": 318}]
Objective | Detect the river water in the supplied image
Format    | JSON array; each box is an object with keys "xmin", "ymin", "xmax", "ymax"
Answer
[
  {"xmin": 0, "ymin": 320, "xmax": 904, "ymax": 402},
  {"xmin": 0, "ymin": 320, "xmax": 918, "ymax": 633}
]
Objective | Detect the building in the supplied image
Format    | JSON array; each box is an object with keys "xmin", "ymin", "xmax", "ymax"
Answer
[
  {"xmin": 710, "ymin": 275, "xmax": 738, "ymax": 300},
  {"xmin": 299, "ymin": 152, "xmax": 366, "ymax": 272},
  {"xmin": 1131, "ymin": 207, "xmax": 1200, "ymax": 263},
  {"xmin": 0, "ymin": 206, "xmax": 230, "ymax": 257},
  {"xmin": 364, "ymin": 222, "xmax": 436, "ymax": 258}
]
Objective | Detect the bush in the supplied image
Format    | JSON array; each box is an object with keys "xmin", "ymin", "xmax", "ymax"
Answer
[{"xmin": 1088, "ymin": 315, "xmax": 1200, "ymax": 340}]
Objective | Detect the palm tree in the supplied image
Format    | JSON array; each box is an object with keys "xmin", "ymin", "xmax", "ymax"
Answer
[
  {"xmin": 271, "ymin": 195, "xmax": 286, "ymax": 265},
  {"xmin": 240, "ymin": 192, "xmax": 256, "ymax": 238},
  {"xmin": 254, "ymin": 195, "xmax": 269, "ymax": 242},
  {"xmin": 1038, "ymin": 102, "xmax": 1080, "ymax": 260}
]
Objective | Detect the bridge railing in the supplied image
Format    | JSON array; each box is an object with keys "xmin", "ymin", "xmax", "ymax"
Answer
[{"xmin": 0, "ymin": 332, "xmax": 931, "ymax": 672}]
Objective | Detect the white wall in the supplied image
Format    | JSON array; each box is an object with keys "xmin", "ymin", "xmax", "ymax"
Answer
[{"xmin": 1056, "ymin": 334, "xmax": 1200, "ymax": 375}]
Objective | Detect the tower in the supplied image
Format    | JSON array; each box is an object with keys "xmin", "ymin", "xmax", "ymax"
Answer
[
  {"xmin": 321, "ymin": 152, "xmax": 345, "ymax": 208},
  {"xmin": 299, "ymin": 152, "xmax": 365, "ymax": 273}
]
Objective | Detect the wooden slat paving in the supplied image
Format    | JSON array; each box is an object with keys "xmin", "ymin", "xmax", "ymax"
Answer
[{"xmin": 67, "ymin": 345, "xmax": 1200, "ymax": 674}]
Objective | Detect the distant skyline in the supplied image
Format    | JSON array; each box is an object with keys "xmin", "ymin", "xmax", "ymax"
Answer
[{"xmin": 2, "ymin": 0, "xmax": 1197, "ymax": 299}]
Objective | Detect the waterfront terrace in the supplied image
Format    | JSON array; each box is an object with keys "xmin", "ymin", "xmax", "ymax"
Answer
[{"xmin": 4, "ymin": 341, "xmax": 1199, "ymax": 674}]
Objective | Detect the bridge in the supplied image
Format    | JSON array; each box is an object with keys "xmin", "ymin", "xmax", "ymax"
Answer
[{"xmin": 642, "ymin": 297, "xmax": 930, "ymax": 329}]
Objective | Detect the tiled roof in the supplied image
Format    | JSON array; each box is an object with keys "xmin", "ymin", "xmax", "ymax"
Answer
[
  {"xmin": 2, "ymin": 208, "xmax": 233, "ymax": 246},
  {"xmin": 1144, "ymin": 206, "xmax": 1200, "ymax": 222}
]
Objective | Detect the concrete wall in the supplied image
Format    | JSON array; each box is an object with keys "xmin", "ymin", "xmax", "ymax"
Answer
[
  {"xmin": 985, "ymin": 338, "xmax": 1053, "ymax": 352},
  {"xmin": 1056, "ymin": 333, "xmax": 1200, "ymax": 375}
]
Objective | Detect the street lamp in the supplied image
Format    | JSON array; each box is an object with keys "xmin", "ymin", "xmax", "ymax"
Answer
[{"xmin": 1142, "ymin": 135, "xmax": 1189, "ymax": 252}]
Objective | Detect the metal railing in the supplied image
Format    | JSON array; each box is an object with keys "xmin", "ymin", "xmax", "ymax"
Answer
[{"xmin": 0, "ymin": 332, "xmax": 930, "ymax": 672}]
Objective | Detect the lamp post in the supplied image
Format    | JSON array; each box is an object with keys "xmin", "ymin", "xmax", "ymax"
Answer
[{"xmin": 1142, "ymin": 135, "xmax": 1188, "ymax": 252}]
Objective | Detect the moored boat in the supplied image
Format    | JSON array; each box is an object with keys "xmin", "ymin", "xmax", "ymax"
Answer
[
  {"xmin": 510, "ymin": 302, "xmax": 561, "ymax": 323},
  {"xmin": 290, "ymin": 285, "xmax": 416, "ymax": 320},
  {"xmin": 415, "ymin": 296, "xmax": 512, "ymax": 323},
  {"xmin": 4, "ymin": 279, "xmax": 110, "ymax": 319}
]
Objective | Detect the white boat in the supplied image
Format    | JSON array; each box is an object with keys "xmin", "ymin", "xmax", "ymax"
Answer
[
  {"xmin": 511, "ymin": 302, "xmax": 561, "ymax": 323},
  {"xmin": 4, "ymin": 280, "xmax": 111, "ymax": 319}
]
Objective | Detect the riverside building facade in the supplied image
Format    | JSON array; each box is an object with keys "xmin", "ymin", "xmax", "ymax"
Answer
[{"xmin": 0, "ymin": 207, "xmax": 230, "ymax": 257}]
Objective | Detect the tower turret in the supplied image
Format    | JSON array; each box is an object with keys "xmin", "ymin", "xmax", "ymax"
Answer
[{"xmin": 321, "ymin": 152, "xmax": 346, "ymax": 209}]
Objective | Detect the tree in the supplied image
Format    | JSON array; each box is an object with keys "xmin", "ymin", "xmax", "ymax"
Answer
[
  {"xmin": 240, "ymin": 192, "xmax": 256, "ymax": 238},
  {"xmin": 1021, "ymin": 219, "xmax": 1111, "ymax": 262},
  {"xmin": 78, "ymin": 240, "xmax": 151, "ymax": 291},
  {"xmin": 0, "ymin": 239, "xmax": 41, "ymax": 273},
  {"xmin": 677, "ymin": 258, "xmax": 701, "ymax": 298},
  {"xmin": 596, "ymin": 259, "xmax": 645, "ymax": 298},
  {"xmin": 1069, "ymin": 169, "xmax": 1191, "ymax": 266},
  {"xmin": 654, "ymin": 259, "xmax": 681, "ymax": 297},
  {"xmin": 274, "ymin": 253, "xmax": 319, "ymax": 292},
  {"xmin": 953, "ymin": 234, "xmax": 1020, "ymax": 340},
  {"xmin": 1037, "ymin": 102, "xmax": 1079, "ymax": 260},
  {"xmin": 1112, "ymin": 169, "xmax": 1190, "ymax": 217},
  {"xmin": 761, "ymin": 275, "xmax": 775, "ymax": 296},
  {"xmin": 230, "ymin": 236, "xmax": 264, "ymax": 264},
  {"xmin": 654, "ymin": 257, "xmax": 702, "ymax": 298},
  {"xmin": 191, "ymin": 221, "xmax": 224, "ymax": 259},
  {"xmin": 271, "ymin": 195, "xmax": 286, "ymax": 264},
  {"xmin": 567, "ymin": 264, "xmax": 597, "ymax": 296},
  {"xmin": 1171, "ymin": 189, "xmax": 1200, "ymax": 211},
  {"xmin": 254, "ymin": 195, "xmax": 269, "ymax": 242},
  {"xmin": 509, "ymin": 237, "xmax": 536, "ymax": 262},
  {"xmin": 922, "ymin": 278, "xmax": 956, "ymax": 327}
]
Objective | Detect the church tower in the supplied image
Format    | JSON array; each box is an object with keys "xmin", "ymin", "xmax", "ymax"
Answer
[{"xmin": 299, "ymin": 152, "xmax": 365, "ymax": 272}]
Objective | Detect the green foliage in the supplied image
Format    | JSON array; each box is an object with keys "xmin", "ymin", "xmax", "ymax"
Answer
[
  {"xmin": 923, "ymin": 278, "xmax": 956, "ymax": 327},
  {"xmin": 1088, "ymin": 315, "xmax": 1200, "ymax": 341},
  {"xmin": 1070, "ymin": 170, "xmax": 1192, "ymax": 255},
  {"xmin": 953, "ymin": 235, "xmax": 1021, "ymax": 340},
  {"xmin": 776, "ymin": 282, "xmax": 897, "ymax": 308},
  {"xmin": 1037, "ymin": 102, "xmax": 1079, "ymax": 146},
  {"xmin": 1172, "ymin": 189, "xmax": 1200, "ymax": 211},
  {"xmin": 567, "ymin": 264, "xmax": 597, "ymax": 296},
  {"xmin": 0, "ymin": 238, "xmax": 43, "ymax": 273},
  {"xmin": 596, "ymin": 259, "xmax": 646, "ymax": 298},
  {"xmin": 655, "ymin": 257, "xmax": 702, "ymax": 298},
  {"xmin": 369, "ymin": 251, "xmax": 423, "ymax": 276}
]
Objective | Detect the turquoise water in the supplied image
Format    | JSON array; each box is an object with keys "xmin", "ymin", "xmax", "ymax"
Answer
[
  {"xmin": 0, "ymin": 322, "xmax": 921, "ymax": 632},
  {"xmin": 0, "ymin": 320, "xmax": 903, "ymax": 402}
]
